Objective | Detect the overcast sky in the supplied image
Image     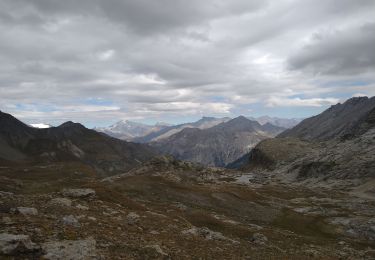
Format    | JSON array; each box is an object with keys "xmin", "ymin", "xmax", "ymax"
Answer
[{"xmin": 1, "ymin": 0, "xmax": 374, "ymax": 127}]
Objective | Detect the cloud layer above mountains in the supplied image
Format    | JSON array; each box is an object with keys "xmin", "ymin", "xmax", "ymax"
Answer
[{"xmin": 1, "ymin": 0, "xmax": 374, "ymax": 125}]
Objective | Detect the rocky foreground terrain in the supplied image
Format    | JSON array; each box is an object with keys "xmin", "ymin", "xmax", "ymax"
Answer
[{"xmin": 1, "ymin": 157, "xmax": 375, "ymax": 259}]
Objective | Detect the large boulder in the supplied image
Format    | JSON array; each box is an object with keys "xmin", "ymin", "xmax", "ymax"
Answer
[
  {"xmin": 126, "ymin": 212, "xmax": 140, "ymax": 225},
  {"xmin": 16, "ymin": 207, "xmax": 38, "ymax": 216},
  {"xmin": 42, "ymin": 238, "xmax": 96, "ymax": 260},
  {"xmin": 250, "ymin": 233, "xmax": 268, "ymax": 245},
  {"xmin": 0, "ymin": 233, "xmax": 40, "ymax": 255},
  {"xmin": 62, "ymin": 215, "xmax": 80, "ymax": 227},
  {"xmin": 49, "ymin": 198, "xmax": 72, "ymax": 207}
]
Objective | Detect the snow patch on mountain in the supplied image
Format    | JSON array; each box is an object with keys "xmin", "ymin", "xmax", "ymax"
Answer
[{"xmin": 30, "ymin": 123, "xmax": 52, "ymax": 129}]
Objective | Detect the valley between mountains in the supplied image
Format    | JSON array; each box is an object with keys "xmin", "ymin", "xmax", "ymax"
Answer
[{"xmin": 1, "ymin": 96, "xmax": 375, "ymax": 259}]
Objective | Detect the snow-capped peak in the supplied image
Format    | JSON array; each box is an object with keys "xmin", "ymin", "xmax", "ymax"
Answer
[{"xmin": 30, "ymin": 123, "xmax": 52, "ymax": 129}]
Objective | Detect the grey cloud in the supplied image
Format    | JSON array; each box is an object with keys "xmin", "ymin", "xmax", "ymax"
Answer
[
  {"xmin": 0, "ymin": 0, "xmax": 375, "ymax": 123},
  {"xmin": 288, "ymin": 23, "xmax": 375, "ymax": 75},
  {"xmin": 7, "ymin": 0, "xmax": 267, "ymax": 34}
]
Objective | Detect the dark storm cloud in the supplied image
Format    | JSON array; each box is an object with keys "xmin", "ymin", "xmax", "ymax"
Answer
[
  {"xmin": 4, "ymin": 0, "xmax": 267, "ymax": 34},
  {"xmin": 288, "ymin": 23, "xmax": 375, "ymax": 75}
]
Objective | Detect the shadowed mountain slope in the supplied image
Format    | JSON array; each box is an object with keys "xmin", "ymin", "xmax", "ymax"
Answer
[
  {"xmin": 0, "ymin": 111, "xmax": 156, "ymax": 175},
  {"xmin": 240, "ymin": 97, "xmax": 375, "ymax": 182},
  {"xmin": 279, "ymin": 96, "xmax": 375, "ymax": 141}
]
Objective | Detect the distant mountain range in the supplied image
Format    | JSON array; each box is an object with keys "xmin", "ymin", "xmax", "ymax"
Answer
[
  {"xmin": 92, "ymin": 115, "xmax": 295, "ymax": 167},
  {"xmin": 151, "ymin": 116, "xmax": 285, "ymax": 167},
  {"xmin": 0, "ymin": 111, "xmax": 300, "ymax": 171},
  {"xmin": 94, "ymin": 120, "xmax": 171, "ymax": 141},
  {"xmin": 2, "ymin": 96, "xmax": 374, "ymax": 182},
  {"xmin": 249, "ymin": 116, "xmax": 302, "ymax": 129},
  {"xmin": 0, "ymin": 111, "xmax": 155, "ymax": 175},
  {"xmin": 95, "ymin": 116, "xmax": 299, "ymax": 143},
  {"xmin": 132, "ymin": 116, "xmax": 231, "ymax": 143}
]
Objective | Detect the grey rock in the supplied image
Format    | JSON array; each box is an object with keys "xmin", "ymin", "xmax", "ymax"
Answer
[
  {"xmin": 49, "ymin": 198, "xmax": 72, "ymax": 207},
  {"xmin": 305, "ymin": 248, "xmax": 320, "ymax": 257},
  {"xmin": 144, "ymin": 244, "xmax": 168, "ymax": 257},
  {"xmin": 2, "ymin": 216, "xmax": 13, "ymax": 225},
  {"xmin": 0, "ymin": 233, "xmax": 40, "ymax": 255},
  {"xmin": 182, "ymin": 226, "xmax": 237, "ymax": 243},
  {"xmin": 174, "ymin": 202, "xmax": 188, "ymax": 211},
  {"xmin": 126, "ymin": 212, "xmax": 140, "ymax": 225},
  {"xmin": 17, "ymin": 207, "xmax": 38, "ymax": 216},
  {"xmin": 76, "ymin": 204, "xmax": 89, "ymax": 210},
  {"xmin": 0, "ymin": 191, "xmax": 14, "ymax": 197},
  {"xmin": 293, "ymin": 206, "xmax": 339, "ymax": 216},
  {"xmin": 251, "ymin": 233, "xmax": 268, "ymax": 245},
  {"xmin": 62, "ymin": 215, "xmax": 80, "ymax": 227},
  {"xmin": 87, "ymin": 216, "xmax": 97, "ymax": 221},
  {"xmin": 329, "ymin": 217, "xmax": 352, "ymax": 226},
  {"xmin": 62, "ymin": 188, "xmax": 96, "ymax": 198},
  {"xmin": 42, "ymin": 238, "xmax": 96, "ymax": 260},
  {"xmin": 248, "ymin": 223, "xmax": 264, "ymax": 230},
  {"xmin": 146, "ymin": 211, "xmax": 167, "ymax": 218}
]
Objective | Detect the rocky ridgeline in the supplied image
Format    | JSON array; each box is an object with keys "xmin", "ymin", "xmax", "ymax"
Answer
[
  {"xmin": 0, "ymin": 110, "xmax": 156, "ymax": 175},
  {"xmin": 240, "ymin": 97, "xmax": 375, "ymax": 193}
]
